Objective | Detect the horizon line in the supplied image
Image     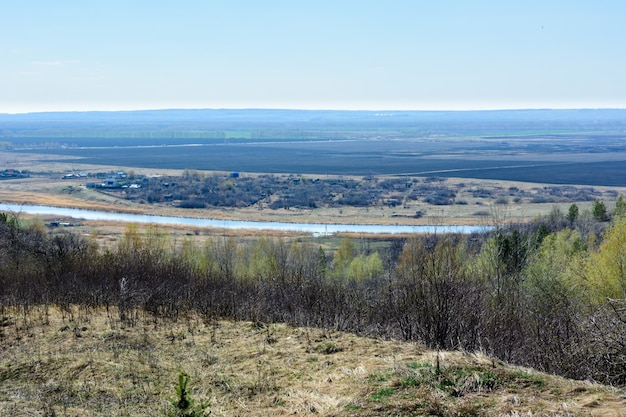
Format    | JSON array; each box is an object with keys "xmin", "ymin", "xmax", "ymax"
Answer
[{"xmin": 3, "ymin": 106, "xmax": 626, "ymax": 116}]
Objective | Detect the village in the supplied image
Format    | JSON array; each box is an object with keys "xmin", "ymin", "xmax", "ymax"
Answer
[{"xmin": 56, "ymin": 168, "xmax": 621, "ymax": 222}]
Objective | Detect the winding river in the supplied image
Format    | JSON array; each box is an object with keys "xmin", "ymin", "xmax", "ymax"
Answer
[{"xmin": 0, "ymin": 203, "xmax": 490, "ymax": 235}]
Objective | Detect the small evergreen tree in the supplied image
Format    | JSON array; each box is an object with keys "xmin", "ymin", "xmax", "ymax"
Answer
[
  {"xmin": 566, "ymin": 203, "xmax": 579, "ymax": 224},
  {"xmin": 616, "ymin": 195, "xmax": 626, "ymax": 217},
  {"xmin": 592, "ymin": 199, "xmax": 608, "ymax": 222},
  {"xmin": 169, "ymin": 372, "xmax": 210, "ymax": 417}
]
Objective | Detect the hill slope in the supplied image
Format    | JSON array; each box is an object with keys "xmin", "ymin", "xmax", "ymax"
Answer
[{"xmin": 1, "ymin": 306, "xmax": 625, "ymax": 416}]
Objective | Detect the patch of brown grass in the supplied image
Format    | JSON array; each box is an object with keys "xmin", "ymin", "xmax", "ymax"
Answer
[{"xmin": 1, "ymin": 306, "xmax": 625, "ymax": 416}]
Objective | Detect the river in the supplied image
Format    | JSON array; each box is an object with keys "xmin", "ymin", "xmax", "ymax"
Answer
[{"xmin": 0, "ymin": 203, "xmax": 490, "ymax": 235}]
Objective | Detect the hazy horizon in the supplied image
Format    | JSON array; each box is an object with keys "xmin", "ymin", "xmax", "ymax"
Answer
[{"xmin": 3, "ymin": 105, "xmax": 626, "ymax": 117}]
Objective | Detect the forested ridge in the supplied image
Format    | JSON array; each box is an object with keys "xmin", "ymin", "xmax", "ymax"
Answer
[{"xmin": 1, "ymin": 201, "xmax": 625, "ymax": 386}]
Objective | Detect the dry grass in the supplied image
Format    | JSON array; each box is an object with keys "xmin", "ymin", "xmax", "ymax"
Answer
[{"xmin": 1, "ymin": 306, "xmax": 625, "ymax": 416}]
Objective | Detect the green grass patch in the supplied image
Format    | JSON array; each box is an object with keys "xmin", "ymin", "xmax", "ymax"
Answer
[
  {"xmin": 344, "ymin": 402, "xmax": 361, "ymax": 411},
  {"xmin": 408, "ymin": 362, "xmax": 434, "ymax": 370},
  {"xmin": 368, "ymin": 371, "xmax": 392, "ymax": 384},
  {"xmin": 512, "ymin": 370, "xmax": 546, "ymax": 388},
  {"xmin": 370, "ymin": 387, "xmax": 396, "ymax": 402},
  {"xmin": 398, "ymin": 376, "xmax": 421, "ymax": 388}
]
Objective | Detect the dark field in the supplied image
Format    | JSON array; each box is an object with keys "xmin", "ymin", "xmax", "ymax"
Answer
[
  {"xmin": 4, "ymin": 109, "xmax": 626, "ymax": 186},
  {"xmin": 15, "ymin": 138, "xmax": 626, "ymax": 186}
]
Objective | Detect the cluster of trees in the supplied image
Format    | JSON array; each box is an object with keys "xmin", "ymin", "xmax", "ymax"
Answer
[
  {"xmin": 132, "ymin": 172, "xmax": 408, "ymax": 210},
  {"xmin": 102, "ymin": 169, "xmax": 619, "ymax": 213},
  {"xmin": 125, "ymin": 172, "xmax": 354, "ymax": 208},
  {"xmin": 1, "ymin": 205, "xmax": 625, "ymax": 386}
]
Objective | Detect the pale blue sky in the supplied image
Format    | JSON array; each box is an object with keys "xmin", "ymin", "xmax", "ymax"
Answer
[{"xmin": 2, "ymin": 1, "xmax": 625, "ymax": 113}]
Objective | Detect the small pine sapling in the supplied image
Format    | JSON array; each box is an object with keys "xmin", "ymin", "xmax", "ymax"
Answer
[{"xmin": 169, "ymin": 372, "xmax": 210, "ymax": 417}]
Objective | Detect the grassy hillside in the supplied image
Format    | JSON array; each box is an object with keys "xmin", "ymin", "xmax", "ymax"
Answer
[{"xmin": 1, "ymin": 306, "xmax": 624, "ymax": 416}]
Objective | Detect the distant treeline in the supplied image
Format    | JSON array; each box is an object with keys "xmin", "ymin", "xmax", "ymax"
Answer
[
  {"xmin": 1, "ymin": 205, "xmax": 625, "ymax": 386},
  {"xmin": 2, "ymin": 108, "xmax": 626, "ymax": 139}
]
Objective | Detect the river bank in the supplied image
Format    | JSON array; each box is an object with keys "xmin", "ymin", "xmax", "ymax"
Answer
[{"xmin": 0, "ymin": 203, "xmax": 491, "ymax": 235}]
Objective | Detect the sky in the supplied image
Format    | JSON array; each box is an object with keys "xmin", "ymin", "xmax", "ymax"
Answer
[{"xmin": 2, "ymin": 1, "xmax": 626, "ymax": 113}]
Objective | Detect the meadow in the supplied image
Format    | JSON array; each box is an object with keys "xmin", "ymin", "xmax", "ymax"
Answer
[{"xmin": 3, "ymin": 306, "xmax": 625, "ymax": 416}]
